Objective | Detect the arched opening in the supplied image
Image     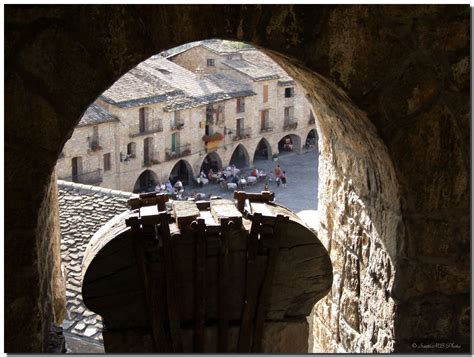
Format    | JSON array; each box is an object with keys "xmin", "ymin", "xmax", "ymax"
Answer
[
  {"xmin": 277, "ymin": 134, "xmax": 302, "ymax": 155},
  {"xmin": 199, "ymin": 151, "xmax": 222, "ymax": 175},
  {"xmin": 229, "ymin": 144, "xmax": 250, "ymax": 168},
  {"xmin": 253, "ymin": 138, "xmax": 272, "ymax": 161},
  {"xmin": 133, "ymin": 169, "xmax": 159, "ymax": 193},
  {"xmin": 169, "ymin": 159, "xmax": 193, "ymax": 186},
  {"xmin": 9, "ymin": 7, "xmax": 465, "ymax": 353},
  {"xmin": 304, "ymin": 129, "xmax": 318, "ymax": 151}
]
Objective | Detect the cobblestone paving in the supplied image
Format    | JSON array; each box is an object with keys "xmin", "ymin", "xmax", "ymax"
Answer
[{"xmin": 57, "ymin": 150, "xmax": 319, "ymax": 352}]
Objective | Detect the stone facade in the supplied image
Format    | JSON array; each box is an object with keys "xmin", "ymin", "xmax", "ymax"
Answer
[
  {"xmin": 5, "ymin": 5, "xmax": 470, "ymax": 353},
  {"xmin": 55, "ymin": 44, "xmax": 315, "ymax": 193}
]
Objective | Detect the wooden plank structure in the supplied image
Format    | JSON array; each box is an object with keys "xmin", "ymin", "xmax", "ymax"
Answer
[{"xmin": 81, "ymin": 191, "xmax": 333, "ymax": 353}]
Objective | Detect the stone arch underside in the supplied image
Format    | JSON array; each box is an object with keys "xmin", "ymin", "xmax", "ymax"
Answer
[
  {"xmin": 277, "ymin": 133, "xmax": 302, "ymax": 154},
  {"xmin": 5, "ymin": 5, "xmax": 469, "ymax": 353},
  {"xmin": 169, "ymin": 159, "xmax": 193, "ymax": 186},
  {"xmin": 228, "ymin": 143, "xmax": 250, "ymax": 168},
  {"xmin": 198, "ymin": 151, "xmax": 223, "ymax": 175},
  {"xmin": 133, "ymin": 169, "xmax": 159, "ymax": 193},
  {"xmin": 253, "ymin": 138, "xmax": 272, "ymax": 161}
]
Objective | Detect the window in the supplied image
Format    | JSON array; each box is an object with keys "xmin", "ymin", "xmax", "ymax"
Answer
[
  {"xmin": 236, "ymin": 98, "xmax": 245, "ymax": 113},
  {"xmin": 88, "ymin": 126, "xmax": 100, "ymax": 150},
  {"xmin": 284, "ymin": 106, "xmax": 294, "ymax": 122},
  {"xmin": 103, "ymin": 153, "xmax": 111, "ymax": 171},
  {"xmin": 127, "ymin": 142, "xmax": 136, "ymax": 156},
  {"xmin": 260, "ymin": 110, "xmax": 269, "ymax": 130},
  {"xmin": 263, "ymin": 85, "xmax": 269, "ymax": 103},
  {"xmin": 207, "ymin": 58, "xmax": 215, "ymax": 67},
  {"xmin": 285, "ymin": 87, "xmax": 294, "ymax": 98},
  {"xmin": 71, "ymin": 157, "xmax": 83, "ymax": 180},
  {"xmin": 139, "ymin": 107, "xmax": 148, "ymax": 133}
]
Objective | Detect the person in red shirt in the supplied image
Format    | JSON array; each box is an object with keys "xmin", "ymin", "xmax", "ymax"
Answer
[{"xmin": 274, "ymin": 165, "xmax": 282, "ymax": 187}]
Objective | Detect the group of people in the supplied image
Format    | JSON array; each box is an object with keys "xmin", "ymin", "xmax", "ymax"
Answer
[
  {"xmin": 154, "ymin": 179, "xmax": 187, "ymax": 200},
  {"xmin": 196, "ymin": 164, "xmax": 245, "ymax": 189}
]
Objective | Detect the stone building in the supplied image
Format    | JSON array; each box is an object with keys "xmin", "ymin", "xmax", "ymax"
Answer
[
  {"xmin": 56, "ymin": 43, "xmax": 317, "ymax": 193},
  {"xmin": 6, "ymin": 5, "xmax": 470, "ymax": 353}
]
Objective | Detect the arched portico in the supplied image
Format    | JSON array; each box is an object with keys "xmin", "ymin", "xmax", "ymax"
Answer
[
  {"xmin": 229, "ymin": 144, "xmax": 250, "ymax": 168},
  {"xmin": 133, "ymin": 169, "xmax": 159, "ymax": 193},
  {"xmin": 304, "ymin": 129, "xmax": 318, "ymax": 150},
  {"xmin": 199, "ymin": 151, "xmax": 223, "ymax": 174},
  {"xmin": 169, "ymin": 159, "xmax": 193, "ymax": 186},
  {"xmin": 277, "ymin": 134, "xmax": 302, "ymax": 154},
  {"xmin": 253, "ymin": 138, "xmax": 272, "ymax": 161}
]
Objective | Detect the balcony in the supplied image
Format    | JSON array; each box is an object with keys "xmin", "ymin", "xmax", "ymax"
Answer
[
  {"xmin": 233, "ymin": 127, "xmax": 252, "ymax": 141},
  {"xmin": 143, "ymin": 155, "xmax": 160, "ymax": 167},
  {"xmin": 260, "ymin": 126, "xmax": 273, "ymax": 133},
  {"xmin": 202, "ymin": 132, "xmax": 224, "ymax": 143},
  {"xmin": 170, "ymin": 121, "xmax": 185, "ymax": 131},
  {"xmin": 129, "ymin": 122, "xmax": 163, "ymax": 137},
  {"xmin": 165, "ymin": 143, "xmax": 191, "ymax": 161},
  {"xmin": 63, "ymin": 169, "xmax": 103, "ymax": 185},
  {"xmin": 88, "ymin": 140, "xmax": 102, "ymax": 152},
  {"xmin": 283, "ymin": 121, "xmax": 298, "ymax": 131}
]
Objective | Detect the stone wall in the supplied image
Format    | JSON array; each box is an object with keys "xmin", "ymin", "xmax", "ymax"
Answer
[
  {"xmin": 56, "ymin": 71, "xmax": 314, "ymax": 192},
  {"xmin": 5, "ymin": 5, "xmax": 469, "ymax": 352}
]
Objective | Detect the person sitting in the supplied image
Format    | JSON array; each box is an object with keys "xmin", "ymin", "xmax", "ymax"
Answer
[
  {"xmin": 174, "ymin": 180, "xmax": 183, "ymax": 192},
  {"xmin": 207, "ymin": 169, "xmax": 214, "ymax": 181}
]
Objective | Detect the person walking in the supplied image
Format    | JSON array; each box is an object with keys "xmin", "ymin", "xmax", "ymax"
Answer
[
  {"xmin": 281, "ymin": 171, "xmax": 287, "ymax": 188},
  {"xmin": 274, "ymin": 164, "xmax": 282, "ymax": 187}
]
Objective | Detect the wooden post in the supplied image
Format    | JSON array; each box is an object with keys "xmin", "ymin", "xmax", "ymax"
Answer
[
  {"xmin": 218, "ymin": 217, "xmax": 231, "ymax": 352},
  {"xmin": 252, "ymin": 214, "xmax": 289, "ymax": 352},
  {"xmin": 237, "ymin": 212, "xmax": 262, "ymax": 352},
  {"xmin": 193, "ymin": 219, "xmax": 207, "ymax": 352},
  {"xmin": 158, "ymin": 212, "xmax": 183, "ymax": 352}
]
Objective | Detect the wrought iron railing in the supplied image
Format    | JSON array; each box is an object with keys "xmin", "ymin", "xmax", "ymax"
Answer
[
  {"xmin": 260, "ymin": 125, "xmax": 273, "ymax": 133},
  {"xmin": 165, "ymin": 143, "xmax": 191, "ymax": 161},
  {"xmin": 233, "ymin": 127, "xmax": 252, "ymax": 141},
  {"xmin": 143, "ymin": 153, "xmax": 160, "ymax": 167},
  {"xmin": 88, "ymin": 140, "xmax": 102, "ymax": 152},
  {"xmin": 62, "ymin": 169, "xmax": 103, "ymax": 185},
  {"xmin": 283, "ymin": 120, "xmax": 298, "ymax": 131},
  {"xmin": 129, "ymin": 122, "xmax": 163, "ymax": 137},
  {"xmin": 170, "ymin": 121, "xmax": 185, "ymax": 131}
]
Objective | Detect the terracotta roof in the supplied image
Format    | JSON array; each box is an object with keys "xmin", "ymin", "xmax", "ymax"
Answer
[
  {"xmin": 58, "ymin": 180, "xmax": 136, "ymax": 350},
  {"xmin": 77, "ymin": 103, "xmax": 118, "ymax": 127}
]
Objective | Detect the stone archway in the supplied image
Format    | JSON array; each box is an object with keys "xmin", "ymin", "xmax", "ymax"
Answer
[
  {"xmin": 229, "ymin": 144, "xmax": 250, "ymax": 168},
  {"xmin": 199, "ymin": 151, "xmax": 223, "ymax": 174},
  {"xmin": 133, "ymin": 169, "xmax": 159, "ymax": 193},
  {"xmin": 253, "ymin": 138, "xmax": 272, "ymax": 161},
  {"xmin": 5, "ymin": 5, "xmax": 469, "ymax": 354},
  {"xmin": 304, "ymin": 129, "xmax": 318, "ymax": 150},
  {"xmin": 169, "ymin": 159, "xmax": 193, "ymax": 186},
  {"xmin": 277, "ymin": 134, "xmax": 302, "ymax": 154}
]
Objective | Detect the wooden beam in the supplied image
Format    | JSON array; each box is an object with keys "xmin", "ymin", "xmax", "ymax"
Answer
[
  {"xmin": 158, "ymin": 212, "xmax": 183, "ymax": 352},
  {"xmin": 252, "ymin": 214, "xmax": 289, "ymax": 352},
  {"xmin": 218, "ymin": 217, "xmax": 231, "ymax": 352},
  {"xmin": 237, "ymin": 212, "xmax": 262, "ymax": 352},
  {"xmin": 193, "ymin": 219, "xmax": 207, "ymax": 352}
]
